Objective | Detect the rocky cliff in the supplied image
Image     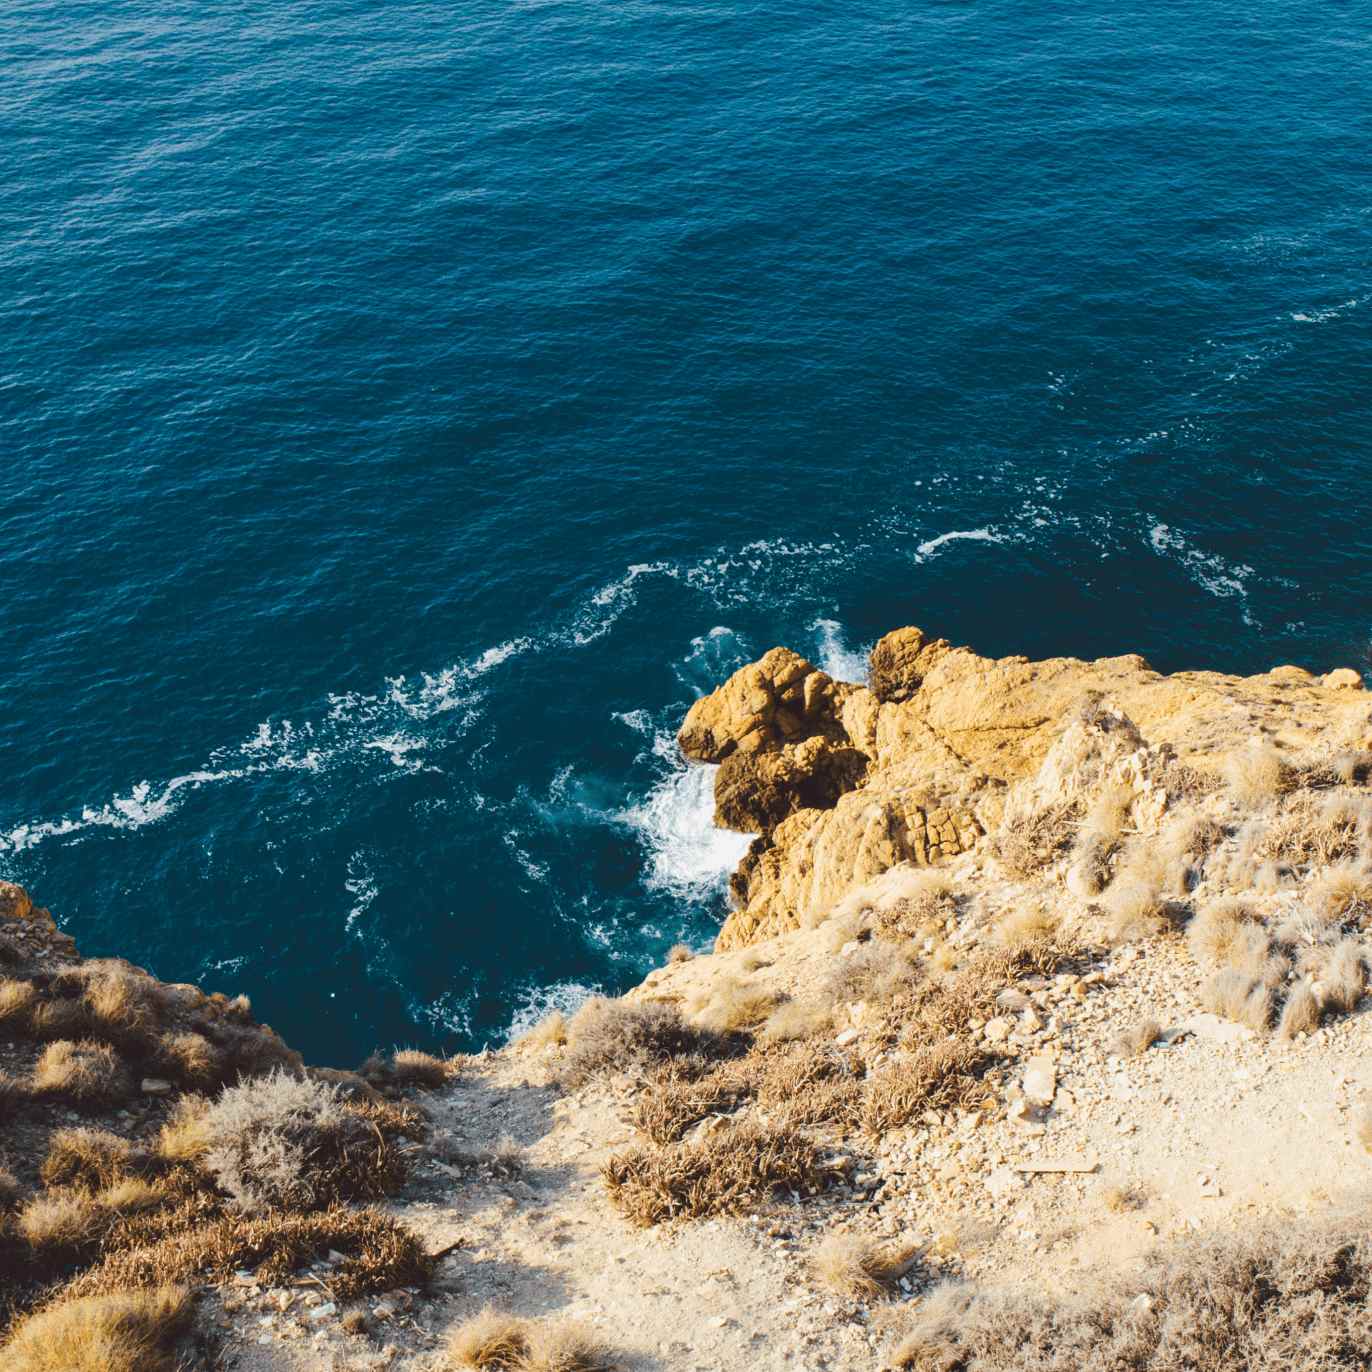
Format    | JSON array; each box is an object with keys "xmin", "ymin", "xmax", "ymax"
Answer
[{"xmin": 680, "ymin": 626, "xmax": 1368, "ymax": 947}]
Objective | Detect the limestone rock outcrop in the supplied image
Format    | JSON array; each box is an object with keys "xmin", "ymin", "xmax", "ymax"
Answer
[{"xmin": 681, "ymin": 625, "xmax": 1370, "ymax": 949}]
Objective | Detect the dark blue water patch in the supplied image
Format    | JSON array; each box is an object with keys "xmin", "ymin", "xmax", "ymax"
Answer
[{"xmin": 2, "ymin": 0, "xmax": 1371, "ymax": 1063}]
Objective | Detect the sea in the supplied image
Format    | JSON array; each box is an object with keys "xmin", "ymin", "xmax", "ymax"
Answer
[{"xmin": 3, "ymin": 0, "xmax": 1371, "ymax": 1064}]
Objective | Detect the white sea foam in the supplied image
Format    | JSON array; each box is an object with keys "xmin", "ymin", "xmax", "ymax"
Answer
[
  {"xmin": 914, "ymin": 527, "xmax": 1005, "ymax": 563},
  {"xmin": 1148, "ymin": 522, "xmax": 1258, "ymax": 626},
  {"xmin": 618, "ymin": 747, "xmax": 753, "ymax": 902},
  {"xmin": 504, "ymin": 979, "xmax": 601, "ymax": 1043},
  {"xmin": 1291, "ymin": 296, "xmax": 1364, "ymax": 324},
  {"xmin": 416, "ymin": 988, "xmax": 474, "ymax": 1039},
  {"xmin": 811, "ymin": 618, "xmax": 869, "ymax": 683},
  {"xmin": 343, "ymin": 852, "xmax": 378, "ymax": 933}
]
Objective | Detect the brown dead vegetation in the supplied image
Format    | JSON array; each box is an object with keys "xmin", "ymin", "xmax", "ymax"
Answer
[
  {"xmin": 0, "ymin": 1285, "xmax": 192, "ymax": 1372},
  {"xmin": 889, "ymin": 1213, "xmax": 1372, "ymax": 1372},
  {"xmin": 603, "ymin": 1124, "xmax": 836, "ymax": 1225},
  {"xmin": 811, "ymin": 1232, "xmax": 919, "ymax": 1300}
]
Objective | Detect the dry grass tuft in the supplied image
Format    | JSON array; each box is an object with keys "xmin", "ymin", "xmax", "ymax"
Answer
[
  {"xmin": 603, "ymin": 1124, "xmax": 833, "ymax": 1226},
  {"xmin": 1201, "ymin": 969, "xmax": 1271, "ymax": 1031},
  {"xmin": 32, "ymin": 1038, "xmax": 133, "ymax": 1109},
  {"xmin": 1102, "ymin": 1182, "xmax": 1145, "ymax": 1213},
  {"xmin": 446, "ymin": 1308, "xmax": 530, "ymax": 1369},
  {"xmin": 41, "ymin": 1128, "xmax": 150, "ymax": 1190},
  {"xmin": 561, "ymin": 997, "xmax": 728, "ymax": 1086},
  {"xmin": 156, "ymin": 1095, "xmax": 212, "ymax": 1163},
  {"xmin": 1278, "ymin": 980, "xmax": 1322, "ymax": 1038},
  {"xmin": 811, "ymin": 1232, "xmax": 919, "ymax": 1300},
  {"xmin": 1108, "ymin": 1018, "xmax": 1160, "ymax": 1057},
  {"xmin": 1321, "ymin": 939, "xmax": 1366, "ymax": 1013},
  {"xmin": 0, "ymin": 1286, "xmax": 191, "ymax": 1372},
  {"xmin": 1187, "ymin": 899, "xmax": 1257, "ymax": 967},
  {"xmin": 17, "ymin": 1190, "xmax": 106, "ymax": 1259},
  {"xmin": 513, "ymin": 1011, "xmax": 568, "ymax": 1052},
  {"xmin": 1100, "ymin": 874, "xmax": 1170, "ymax": 943},
  {"xmin": 520, "ymin": 1319, "xmax": 616, "ymax": 1372},
  {"xmin": 667, "ymin": 942, "xmax": 694, "ymax": 963},
  {"xmin": 997, "ymin": 904, "xmax": 1059, "ymax": 954},
  {"xmin": 202, "ymin": 1070, "xmax": 408, "ymax": 1214},
  {"xmin": 888, "ymin": 1215, "xmax": 1372, "ymax": 1372},
  {"xmin": 82, "ymin": 964, "xmax": 160, "ymax": 1045},
  {"xmin": 759, "ymin": 998, "xmax": 832, "ymax": 1043},
  {"xmin": 0, "ymin": 977, "xmax": 38, "ymax": 1032},
  {"xmin": 365, "ymin": 1048, "xmax": 454, "ymax": 1090},
  {"xmin": 825, "ymin": 942, "xmax": 922, "ymax": 1006},
  {"xmin": 685, "ymin": 975, "xmax": 778, "ymax": 1033},
  {"xmin": 155, "ymin": 1030, "xmax": 221, "ymax": 1087},
  {"xmin": 1225, "ymin": 740, "xmax": 1287, "ymax": 808},
  {"xmin": 1311, "ymin": 862, "xmax": 1372, "ymax": 925}
]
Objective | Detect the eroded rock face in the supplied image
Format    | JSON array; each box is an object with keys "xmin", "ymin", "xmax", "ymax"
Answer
[{"xmin": 685, "ymin": 625, "xmax": 1371, "ymax": 949}]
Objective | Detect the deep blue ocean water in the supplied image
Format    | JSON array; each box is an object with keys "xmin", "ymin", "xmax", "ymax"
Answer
[{"xmin": 3, "ymin": 0, "xmax": 1371, "ymax": 1064}]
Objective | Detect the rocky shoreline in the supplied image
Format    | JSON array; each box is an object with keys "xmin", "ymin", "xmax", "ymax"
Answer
[{"xmin": 4, "ymin": 625, "xmax": 1372, "ymax": 1371}]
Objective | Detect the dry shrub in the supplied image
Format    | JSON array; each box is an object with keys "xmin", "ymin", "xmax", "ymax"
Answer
[
  {"xmin": 812, "ymin": 1232, "xmax": 918, "ymax": 1300},
  {"xmin": 757, "ymin": 1042, "xmax": 861, "ymax": 1130},
  {"xmin": 603, "ymin": 1124, "xmax": 833, "ymax": 1226},
  {"xmin": 631, "ymin": 1065, "xmax": 750, "ymax": 1145},
  {"xmin": 868, "ymin": 867, "xmax": 957, "ymax": 937},
  {"xmin": 889, "ymin": 1214, "xmax": 1372, "ymax": 1372},
  {"xmin": 202, "ymin": 1071, "xmax": 408, "ymax": 1214},
  {"xmin": 561, "ymin": 997, "xmax": 727, "ymax": 1086},
  {"xmin": 362, "ymin": 1048, "xmax": 453, "ymax": 1091},
  {"xmin": 29, "ymin": 997, "xmax": 93, "ymax": 1041},
  {"xmin": 1108, "ymin": 1018, "xmax": 1160, "ymax": 1057},
  {"xmin": 18, "ymin": 1191, "xmax": 106, "ymax": 1259},
  {"xmin": 445, "ymin": 1313, "xmax": 613, "ymax": 1372},
  {"xmin": 998, "ymin": 904, "xmax": 1059, "ymax": 954},
  {"xmin": 41, "ymin": 1128, "xmax": 150, "ymax": 1190},
  {"xmin": 0, "ymin": 1286, "xmax": 191, "ymax": 1372},
  {"xmin": 1201, "ymin": 970, "xmax": 1271, "ymax": 1032},
  {"xmin": 512, "ymin": 1011, "xmax": 568, "ymax": 1052},
  {"xmin": 759, "ymin": 998, "xmax": 831, "ymax": 1043},
  {"xmin": 521, "ymin": 1320, "xmax": 615, "ymax": 1372},
  {"xmin": 447, "ymin": 1308, "xmax": 529, "ymax": 1369},
  {"xmin": 155, "ymin": 1031, "xmax": 221, "ymax": 1088},
  {"xmin": 1101, "ymin": 875, "xmax": 1170, "ymax": 943},
  {"xmin": 1225, "ymin": 741, "xmax": 1287, "ymax": 808},
  {"xmin": 32, "ymin": 1039, "xmax": 133, "ymax": 1109},
  {"xmin": 995, "ymin": 802, "xmax": 1080, "ymax": 878},
  {"xmin": 826, "ymin": 941, "xmax": 922, "ymax": 1006},
  {"xmin": 686, "ymin": 975, "xmax": 778, "ymax": 1033},
  {"xmin": 1321, "ymin": 939, "xmax": 1366, "ymax": 1013},
  {"xmin": 82, "ymin": 964, "xmax": 160, "ymax": 1046},
  {"xmin": 1278, "ymin": 981, "xmax": 1321, "ymax": 1038},
  {"xmin": 0, "ymin": 977, "xmax": 38, "ymax": 1032},
  {"xmin": 1261, "ymin": 794, "xmax": 1368, "ymax": 867},
  {"xmin": 861, "ymin": 1043, "xmax": 991, "ymax": 1135},
  {"xmin": 667, "ymin": 942, "xmax": 694, "ymax": 963},
  {"xmin": 69, "ymin": 1202, "xmax": 430, "ymax": 1301},
  {"xmin": 1187, "ymin": 899, "xmax": 1257, "ymax": 967}
]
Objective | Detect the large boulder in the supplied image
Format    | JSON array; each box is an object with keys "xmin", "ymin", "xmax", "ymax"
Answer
[
  {"xmin": 714, "ymin": 737, "xmax": 868, "ymax": 833},
  {"xmin": 0, "ymin": 882, "xmax": 33, "ymax": 922},
  {"xmin": 678, "ymin": 648, "xmax": 853, "ymax": 762}
]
